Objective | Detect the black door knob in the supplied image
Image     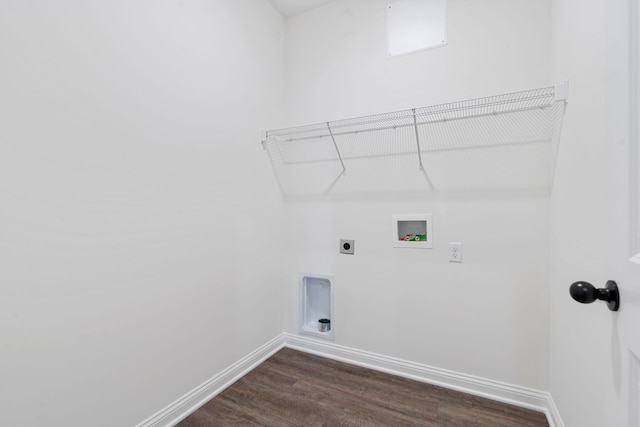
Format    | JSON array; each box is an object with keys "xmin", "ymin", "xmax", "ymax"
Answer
[{"xmin": 569, "ymin": 280, "xmax": 619, "ymax": 311}]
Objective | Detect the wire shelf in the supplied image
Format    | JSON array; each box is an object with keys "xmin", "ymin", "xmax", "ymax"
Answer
[{"xmin": 263, "ymin": 83, "xmax": 567, "ymax": 200}]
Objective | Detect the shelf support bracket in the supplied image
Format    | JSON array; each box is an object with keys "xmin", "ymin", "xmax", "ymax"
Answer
[
  {"xmin": 413, "ymin": 109, "xmax": 434, "ymax": 190},
  {"xmin": 260, "ymin": 128, "xmax": 267, "ymax": 150},
  {"xmin": 327, "ymin": 122, "xmax": 346, "ymax": 176},
  {"xmin": 412, "ymin": 109, "xmax": 425, "ymax": 172}
]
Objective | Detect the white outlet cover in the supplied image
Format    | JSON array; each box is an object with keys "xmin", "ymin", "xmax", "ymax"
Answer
[{"xmin": 449, "ymin": 242, "xmax": 462, "ymax": 263}]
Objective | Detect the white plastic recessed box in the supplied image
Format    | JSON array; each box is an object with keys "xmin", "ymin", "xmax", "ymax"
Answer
[
  {"xmin": 393, "ymin": 214, "xmax": 433, "ymax": 248},
  {"xmin": 299, "ymin": 274, "xmax": 334, "ymax": 340}
]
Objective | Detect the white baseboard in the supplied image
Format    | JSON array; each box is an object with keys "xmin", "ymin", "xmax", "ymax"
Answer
[
  {"xmin": 135, "ymin": 334, "xmax": 285, "ymax": 427},
  {"xmin": 283, "ymin": 333, "xmax": 558, "ymax": 426},
  {"xmin": 136, "ymin": 332, "xmax": 564, "ymax": 427},
  {"xmin": 546, "ymin": 393, "xmax": 566, "ymax": 427}
]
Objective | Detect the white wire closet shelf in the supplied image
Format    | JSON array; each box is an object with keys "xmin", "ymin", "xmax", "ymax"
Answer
[{"xmin": 262, "ymin": 83, "xmax": 568, "ymax": 200}]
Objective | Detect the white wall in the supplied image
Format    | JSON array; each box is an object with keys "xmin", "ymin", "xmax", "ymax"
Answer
[
  {"xmin": 283, "ymin": 0, "xmax": 552, "ymax": 390},
  {"xmin": 548, "ymin": 2, "xmax": 608, "ymax": 425},
  {"xmin": 0, "ymin": 1, "xmax": 285, "ymax": 426},
  {"xmin": 550, "ymin": 1, "xmax": 611, "ymax": 427},
  {"xmin": 285, "ymin": 0, "xmax": 551, "ymax": 124},
  {"xmin": 549, "ymin": 0, "xmax": 640, "ymax": 426}
]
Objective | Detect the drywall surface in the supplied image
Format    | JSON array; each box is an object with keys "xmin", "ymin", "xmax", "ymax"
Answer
[
  {"xmin": 549, "ymin": 0, "xmax": 640, "ymax": 425},
  {"xmin": 282, "ymin": 0, "xmax": 552, "ymax": 389},
  {"xmin": 284, "ymin": 0, "xmax": 551, "ymax": 124},
  {"xmin": 0, "ymin": 1, "xmax": 285, "ymax": 426},
  {"xmin": 548, "ymin": 2, "xmax": 607, "ymax": 424}
]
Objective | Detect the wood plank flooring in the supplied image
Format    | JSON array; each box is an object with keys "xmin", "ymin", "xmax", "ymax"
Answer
[{"xmin": 177, "ymin": 348, "xmax": 549, "ymax": 427}]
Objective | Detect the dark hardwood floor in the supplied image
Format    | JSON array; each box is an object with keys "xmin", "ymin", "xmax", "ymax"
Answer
[{"xmin": 177, "ymin": 348, "xmax": 549, "ymax": 427}]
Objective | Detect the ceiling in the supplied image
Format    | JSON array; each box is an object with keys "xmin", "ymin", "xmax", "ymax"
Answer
[{"xmin": 268, "ymin": 0, "xmax": 336, "ymax": 17}]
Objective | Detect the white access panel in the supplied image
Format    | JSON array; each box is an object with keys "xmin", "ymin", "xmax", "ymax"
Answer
[{"xmin": 387, "ymin": 0, "xmax": 447, "ymax": 57}]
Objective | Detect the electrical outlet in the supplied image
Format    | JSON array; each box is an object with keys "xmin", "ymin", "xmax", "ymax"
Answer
[
  {"xmin": 449, "ymin": 242, "xmax": 462, "ymax": 263},
  {"xmin": 340, "ymin": 239, "xmax": 355, "ymax": 255}
]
